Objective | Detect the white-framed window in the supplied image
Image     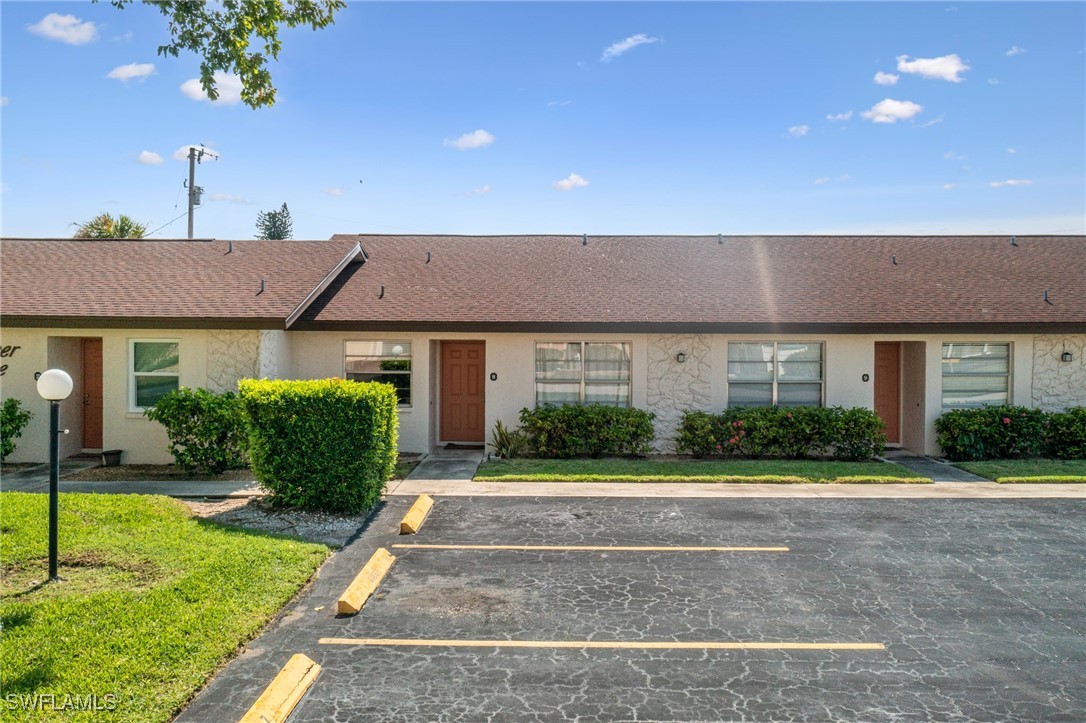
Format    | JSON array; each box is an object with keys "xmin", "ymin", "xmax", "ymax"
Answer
[
  {"xmin": 942, "ymin": 342, "xmax": 1011, "ymax": 409},
  {"xmin": 727, "ymin": 341, "xmax": 824, "ymax": 407},
  {"xmin": 345, "ymin": 341, "xmax": 412, "ymax": 406},
  {"xmin": 129, "ymin": 339, "xmax": 180, "ymax": 411},
  {"xmin": 535, "ymin": 341, "xmax": 632, "ymax": 407}
]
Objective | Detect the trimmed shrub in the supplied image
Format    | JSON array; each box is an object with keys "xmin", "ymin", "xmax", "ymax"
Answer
[
  {"xmin": 676, "ymin": 406, "xmax": 885, "ymax": 461},
  {"xmin": 935, "ymin": 405, "xmax": 1048, "ymax": 461},
  {"xmin": 1, "ymin": 398, "xmax": 33, "ymax": 460},
  {"xmin": 518, "ymin": 404, "xmax": 655, "ymax": 458},
  {"xmin": 144, "ymin": 387, "xmax": 248, "ymax": 474},
  {"xmin": 1047, "ymin": 407, "xmax": 1086, "ymax": 459},
  {"xmin": 239, "ymin": 378, "xmax": 398, "ymax": 513}
]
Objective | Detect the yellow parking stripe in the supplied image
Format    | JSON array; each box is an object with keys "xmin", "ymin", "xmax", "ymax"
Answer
[
  {"xmin": 319, "ymin": 637, "xmax": 882, "ymax": 651},
  {"xmin": 391, "ymin": 544, "xmax": 788, "ymax": 552}
]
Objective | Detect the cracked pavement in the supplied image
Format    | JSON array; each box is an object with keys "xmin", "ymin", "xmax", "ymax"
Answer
[{"xmin": 179, "ymin": 497, "xmax": 1085, "ymax": 722}]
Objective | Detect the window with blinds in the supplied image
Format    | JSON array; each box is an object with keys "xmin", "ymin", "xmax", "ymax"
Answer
[
  {"xmin": 535, "ymin": 342, "xmax": 631, "ymax": 407},
  {"xmin": 941, "ymin": 342, "xmax": 1011, "ymax": 408},
  {"xmin": 727, "ymin": 342, "xmax": 824, "ymax": 407}
]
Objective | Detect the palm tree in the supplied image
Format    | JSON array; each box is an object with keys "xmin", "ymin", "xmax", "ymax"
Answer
[{"xmin": 73, "ymin": 213, "xmax": 148, "ymax": 239}]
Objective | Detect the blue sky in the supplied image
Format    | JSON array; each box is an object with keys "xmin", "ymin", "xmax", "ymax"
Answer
[{"xmin": 2, "ymin": 1, "xmax": 1084, "ymax": 239}]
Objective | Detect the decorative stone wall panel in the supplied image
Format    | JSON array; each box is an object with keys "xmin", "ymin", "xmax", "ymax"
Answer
[
  {"xmin": 206, "ymin": 330, "xmax": 260, "ymax": 392},
  {"xmin": 1032, "ymin": 334, "xmax": 1086, "ymax": 411},
  {"xmin": 646, "ymin": 334, "xmax": 712, "ymax": 452},
  {"xmin": 258, "ymin": 330, "xmax": 287, "ymax": 379}
]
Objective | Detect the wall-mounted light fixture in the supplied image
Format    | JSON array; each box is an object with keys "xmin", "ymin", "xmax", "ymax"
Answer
[
  {"xmin": 676, "ymin": 352, "xmax": 686, "ymax": 364},
  {"xmin": 1061, "ymin": 351, "xmax": 1073, "ymax": 363}
]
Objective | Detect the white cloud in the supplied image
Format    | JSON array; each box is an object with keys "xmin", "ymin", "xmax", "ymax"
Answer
[
  {"xmin": 601, "ymin": 33, "xmax": 659, "ymax": 62},
  {"xmin": 990, "ymin": 179, "xmax": 1033, "ymax": 188},
  {"xmin": 788, "ymin": 125, "xmax": 809, "ymax": 137},
  {"xmin": 943, "ymin": 151, "xmax": 966, "ymax": 161},
  {"xmin": 896, "ymin": 54, "xmax": 970, "ymax": 82},
  {"xmin": 323, "ymin": 187, "xmax": 344, "ymax": 197},
  {"xmin": 553, "ymin": 173, "xmax": 589, "ymax": 191},
  {"xmin": 813, "ymin": 177, "xmax": 830, "ymax": 185},
  {"xmin": 838, "ymin": 174, "xmax": 851, "ymax": 182},
  {"xmin": 171, "ymin": 144, "xmax": 220, "ymax": 161},
  {"xmin": 1006, "ymin": 147, "xmax": 1017, "ymax": 154},
  {"xmin": 826, "ymin": 110, "xmax": 853, "ymax": 122},
  {"xmin": 860, "ymin": 98, "xmax": 924, "ymax": 124},
  {"xmin": 874, "ymin": 72, "xmax": 899, "ymax": 86},
  {"xmin": 112, "ymin": 30, "xmax": 134, "ymax": 42},
  {"xmin": 107, "ymin": 62, "xmax": 155, "ymax": 82},
  {"xmin": 28, "ymin": 13, "xmax": 98, "ymax": 45},
  {"xmin": 136, "ymin": 150, "xmax": 163, "ymax": 165},
  {"xmin": 180, "ymin": 73, "xmax": 243, "ymax": 105},
  {"xmin": 0, "ymin": 96, "xmax": 8, "ymax": 107},
  {"xmin": 444, "ymin": 129, "xmax": 495, "ymax": 151},
  {"xmin": 469, "ymin": 184, "xmax": 492, "ymax": 195},
  {"xmin": 943, "ymin": 183, "xmax": 957, "ymax": 190},
  {"xmin": 988, "ymin": 78, "xmax": 1002, "ymax": 86},
  {"xmin": 1006, "ymin": 45, "xmax": 1026, "ymax": 56},
  {"xmin": 547, "ymin": 100, "xmax": 572, "ymax": 107},
  {"xmin": 919, "ymin": 114, "xmax": 945, "ymax": 128},
  {"xmin": 209, "ymin": 193, "xmax": 253, "ymax": 205}
]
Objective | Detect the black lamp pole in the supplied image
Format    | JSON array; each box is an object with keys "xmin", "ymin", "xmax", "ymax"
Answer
[{"xmin": 48, "ymin": 399, "xmax": 61, "ymax": 581}]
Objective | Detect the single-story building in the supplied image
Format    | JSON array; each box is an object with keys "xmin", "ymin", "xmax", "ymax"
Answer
[{"xmin": 1, "ymin": 234, "xmax": 1083, "ymax": 464}]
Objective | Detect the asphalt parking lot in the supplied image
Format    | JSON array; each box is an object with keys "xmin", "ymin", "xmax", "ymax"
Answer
[{"xmin": 180, "ymin": 497, "xmax": 1085, "ymax": 722}]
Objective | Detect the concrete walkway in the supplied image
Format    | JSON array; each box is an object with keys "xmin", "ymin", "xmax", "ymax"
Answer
[
  {"xmin": 881, "ymin": 450, "xmax": 989, "ymax": 483},
  {"xmin": 387, "ymin": 447, "xmax": 485, "ymax": 493},
  {"xmin": 390, "ymin": 478, "xmax": 1084, "ymax": 498},
  {"xmin": 1, "ymin": 458, "xmax": 263, "ymax": 498}
]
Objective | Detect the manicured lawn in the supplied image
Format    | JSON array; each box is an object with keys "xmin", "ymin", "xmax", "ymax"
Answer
[
  {"xmin": 475, "ymin": 458, "xmax": 931, "ymax": 484},
  {"xmin": 954, "ymin": 459, "xmax": 1086, "ymax": 483},
  {"xmin": 0, "ymin": 492, "xmax": 328, "ymax": 722}
]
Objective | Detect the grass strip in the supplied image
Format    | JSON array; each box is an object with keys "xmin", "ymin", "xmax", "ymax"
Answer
[
  {"xmin": 954, "ymin": 459, "xmax": 1086, "ymax": 481},
  {"xmin": 475, "ymin": 458, "xmax": 930, "ymax": 484},
  {"xmin": 995, "ymin": 476, "xmax": 1086, "ymax": 484},
  {"xmin": 0, "ymin": 492, "xmax": 329, "ymax": 722}
]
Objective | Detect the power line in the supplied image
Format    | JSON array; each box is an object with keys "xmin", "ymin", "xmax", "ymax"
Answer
[{"xmin": 145, "ymin": 208, "xmax": 197, "ymax": 238}]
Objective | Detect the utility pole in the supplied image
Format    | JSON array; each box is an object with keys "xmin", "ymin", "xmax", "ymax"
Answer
[{"xmin": 185, "ymin": 146, "xmax": 215, "ymax": 238}]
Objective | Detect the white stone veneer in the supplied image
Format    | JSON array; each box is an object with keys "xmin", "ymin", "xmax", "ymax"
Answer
[
  {"xmin": 1032, "ymin": 334, "xmax": 1086, "ymax": 411},
  {"xmin": 205, "ymin": 330, "xmax": 260, "ymax": 392},
  {"xmin": 646, "ymin": 334, "xmax": 712, "ymax": 452}
]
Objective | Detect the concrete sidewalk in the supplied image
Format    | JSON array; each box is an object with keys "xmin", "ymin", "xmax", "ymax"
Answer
[
  {"xmin": 2, "ymin": 459, "xmax": 264, "ymax": 498},
  {"xmin": 387, "ymin": 447, "xmax": 485, "ymax": 493},
  {"xmin": 389, "ymin": 478, "xmax": 1085, "ymax": 498},
  {"xmin": 881, "ymin": 450, "xmax": 989, "ymax": 483}
]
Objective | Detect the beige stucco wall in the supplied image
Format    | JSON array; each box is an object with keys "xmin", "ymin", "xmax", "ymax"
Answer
[
  {"xmin": 0, "ymin": 327, "xmax": 257, "ymax": 464},
  {"xmin": 1032, "ymin": 334, "xmax": 1086, "ymax": 411},
  {"xmin": 288, "ymin": 331, "xmax": 1034, "ymax": 457},
  {"xmin": 1, "ymin": 326, "xmax": 1048, "ymax": 464}
]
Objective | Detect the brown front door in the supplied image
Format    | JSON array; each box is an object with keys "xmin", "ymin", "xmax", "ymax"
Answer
[
  {"xmin": 440, "ymin": 342, "xmax": 485, "ymax": 443},
  {"xmin": 874, "ymin": 342, "xmax": 901, "ymax": 445},
  {"xmin": 82, "ymin": 338, "xmax": 103, "ymax": 449}
]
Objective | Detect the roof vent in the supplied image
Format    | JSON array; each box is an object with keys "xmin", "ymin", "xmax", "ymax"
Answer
[
  {"xmin": 379, "ymin": 285, "xmax": 385, "ymax": 299},
  {"xmin": 582, "ymin": 233, "xmax": 588, "ymax": 246},
  {"xmin": 227, "ymin": 240, "xmax": 233, "ymax": 254},
  {"xmin": 258, "ymin": 279, "xmax": 266, "ymax": 294},
  {"xmin": 718, "ymin": 233, "xmax": 723, "ymax": 245},
  {"xmin": 426, "ymin": 251, "xmax": 432, "ymax": 264},
  {"xmin": 1011, "ymin": 235, "xmax": 1018, "ymax": 246},
  {"xmin": 1044, "ymin": 289, "xmax": 1053, "ymax": 305},
  {"xmin": 892, "ymin": 255, "xmax": 898, "ymax": 265}
]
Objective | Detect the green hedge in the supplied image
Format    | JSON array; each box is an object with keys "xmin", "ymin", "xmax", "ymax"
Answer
[
  {"xmin": 1047, "ymin": 407, "xmax": 1086, "ymax": 460},
  {"xmin": 935, "ymin": 405, "xmax": 1086, "ymax": 461},
  {"xmin": 1, "ymin": 398, "xmax": 33, "ymax": 461},
  {"xmin": 144, "ymin": 387, "xmax": 248, "ymax": 474},
  {"xmin": 238, "ymin": 378, "xmax": 398, "ymax": 513},
  {"xmin": 676, "ymin": 406, "xmax": 886, "ymax": 461},
  {"xmin": 518, "ymin": 404, "xmax": 655, "ymax": 458}
]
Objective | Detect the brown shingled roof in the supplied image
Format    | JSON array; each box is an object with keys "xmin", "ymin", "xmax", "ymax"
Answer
[
  {"xmin": 295, "ymin": 235, "xmax": 1086, "ymax": 332},
  {"xmin": 1, "ymin": 238, "xmax": 361, "ymax": 328}
]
